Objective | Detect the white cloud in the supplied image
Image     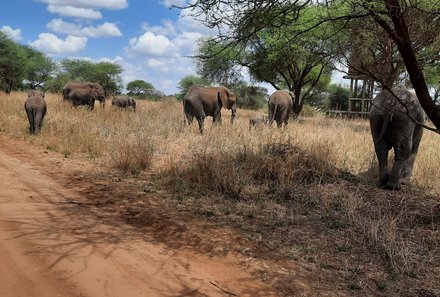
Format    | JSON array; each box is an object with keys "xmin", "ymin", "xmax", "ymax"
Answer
[
  {"xmin": 97, "ymin": 55, "xmax": 124, "ymax": 64},
  {"xmin": 122, "ymin": 8, "xmax": 216, "ymax": 94},
  {"xmin": 29, "ymin": 33, "xmax": 87, "ymax": 55},
  {"xmin": 78, "ymin": 22, "xmax": 122, "ymax": 38},
  {"xmin": 173, "ymin": 32, "xmax": 203, "ymax": 55},
  {"xmin": 141, "ymin": 21, "xmax": 177, "ymax": 37},
  {"xmin": 47, "ymin": 19, "xmax": 122, "ymax": 38},
  {"xmin": 36, "ymin": 0, "xmax": 128, "ymax": 10},
  {"xmin": 147, "ymin": 58, "xmax": 167, "ymax": 69},
  {"xmin": 160, "ymin": 0, "xmax": 186, "ymax": 8},
  {"xmin": 47, "ymin": 5, "xmax": 102, "ymax": 19},
  {"xmin": 1, "ymin": 26, "xmax": 22, "ymax": 41},
  {"xmin": 128, "ymin": 32, "xmax": 173, "ymax": 56}
]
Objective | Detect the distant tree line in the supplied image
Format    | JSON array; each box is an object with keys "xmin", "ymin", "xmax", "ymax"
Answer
[{"xmin": 0, "ymin": 32, "xmax": 163, "ymax": 100}]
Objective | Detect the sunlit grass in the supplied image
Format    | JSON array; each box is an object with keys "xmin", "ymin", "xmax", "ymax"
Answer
[{"xmin": 0, "ymin": 91, "xmax": 439, "ymax": 191}]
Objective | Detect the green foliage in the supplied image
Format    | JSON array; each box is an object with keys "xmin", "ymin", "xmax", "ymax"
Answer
[
  {"xmin": 327, "ymin": 84, "xmax": 349, "ymax": 111},
  {"xmin": 127, "ymin": 80, "xmax": 155, "ymax": 99},
  {"xmin": 230, "ymin": 81, "xmax": 268, "ymax": 110},
  {"xmin": 195, "ymin": 38, "xmax": 243, "ymax": 85},
  {"xmin": 44, "ymin": 72, "xmax": 71, "ymax": 93},
  {"xmin": 176, "ymin": 75, "xmax": 209, "ymax": 100},
  {"xmin": 194, "ymin": 4, "xmax": 337, "ymax": 115},
  {"xmin": 126, "ymin": 79, "xmax": 165, "ymax": 100},
  {"xmin": 24, "ymin": 48, "xmax": 56, "ymax": 90},
  {"xmin": 425, "ymin": 62, "xmax": 440, "ymax": 106},
  {"xmin": 0, "ymin": 32, "xmax": 27, "ymax": 92}
]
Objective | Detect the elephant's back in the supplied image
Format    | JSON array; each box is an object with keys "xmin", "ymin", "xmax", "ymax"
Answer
[
  {"xmin": 372, "ymin": 86, "xmax": 420, "ymax": 114},
  {"xmin": 112, "ymin": 95, "xmax": 128, "ymax": 102},
  {"xmin": 269, "ymin": 90, "xmax": 292, "ymax": 106},
  {"xmin": 25, "ymin": 96, "xmax": 46, "ymax": 109}
]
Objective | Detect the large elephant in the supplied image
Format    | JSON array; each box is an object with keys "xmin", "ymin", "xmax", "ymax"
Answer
[
  {"xmin": 63, "ymin": 81, "xmax": 105, "ymax": 108},
  {"xmin": 268, "ymin": 90, "xmax": 294, "ymax": 128},
  {"xmin": 68, "ymin": 87, "xmax": 105, "ymax": 110},
  {"xmin": 112, "ymin": 95, "xmax": 136, "ymax": 111},
  {"xmin": 183, "ymin": 86, "xmax": 237, "ymax": 133},
  {"xmin": 24, "ymin": 90, "xmax": 47, "ymax": 134},
  {"xmin": 369, "ymin": 85, "xmax": 425, "ymax": 190}
]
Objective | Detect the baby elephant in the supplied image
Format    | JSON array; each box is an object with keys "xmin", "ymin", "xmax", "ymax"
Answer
[
  {"xmin": 112, "ymin": 95, "xmax": 136, "ymax": 111},
  {"xmin": 24, "ymin": 90, "xmax": 47, "ymax": 134},
  {"xmin": 249, "ymin": 113, "xmax": 268, "ymax": 129}
]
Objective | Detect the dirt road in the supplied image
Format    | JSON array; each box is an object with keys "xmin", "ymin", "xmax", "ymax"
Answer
[{"xmin": 0, "ymin": 137, "xmax": 277, "ymax": 297}]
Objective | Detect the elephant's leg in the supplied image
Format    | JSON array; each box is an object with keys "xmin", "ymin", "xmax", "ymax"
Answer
[
  {"xmin": 34, "ymin": 111, "xmax": 44, "ymax": 134},
  {"xmin": 184, "ymin": 113, "xmax": 194, "ymax": 125},
  {"xmin": 276, "ymin": 115, "xmax": 285, "ymax": 128},
  {"xmin": 25, "ymin": 109, "xmax": 34, "ymax": 134},
  {"xmin": 373, "ymin": 140, "xmax": 389, "ymax": 187},
  {"xmin": 213, "ymin": 111, "xmax": 222, "ymax": 125},
  {"xmin": 276, "ymin": 119, "xmax": 283, "ymax": 128},
  {"xmin": 268, "ymin": 107, "xmax": 274, "ymax": 127},
  {"xmin": 387, "ymin": 141, "xmax": 412, "ymax": 190},
  {"xmin": 278, "ymin": 109, "xmax": 288, "ymax": 128},
  {"xmin": 401, "ymin": 126, "xmax": 423, "ymax": 183},
  {"xmin": 197, "ymin": 116, "xmax": 205, "ymax": 133}
]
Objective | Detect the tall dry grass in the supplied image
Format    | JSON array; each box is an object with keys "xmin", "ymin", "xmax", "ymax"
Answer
[
  {"xmin": 1, "ymin": 91, "xmax": 438, "ymax": 188},
  {"xmin": 1, "ymin": 91, "xmax": 439, "ymax": 294}
]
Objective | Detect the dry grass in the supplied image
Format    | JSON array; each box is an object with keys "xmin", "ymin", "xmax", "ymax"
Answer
[{"xmin": 1, "ymin": 91, "xmax": 439, "ymax": 296}]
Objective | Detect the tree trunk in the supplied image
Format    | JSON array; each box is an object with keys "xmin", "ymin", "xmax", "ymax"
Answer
[{"xmin": 384, "ymin": 0, "xmax": 440, "ymax": 130}]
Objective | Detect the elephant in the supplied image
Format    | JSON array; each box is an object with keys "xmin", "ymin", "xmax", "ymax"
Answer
[
  {"xmin": 268, "ymin": 90, "xmax": 294, "ymax": 128},
  {"xmin": 369, "ymin": 85, "xmax": 425, "ymax": 190},
  {"xmin": 249, "ymin": 113, "xmax": 268, "ymax": 129},
  {"xmin": 112, "ymin": 95, "xmax": 136, "ymax": 110},
  {"xmin": 68, "ymin": 87, "xmax": 105, "ymax": 110},
  {"xmin": 24, "ymin": 90, "xmax": 47, "ymax": 134},
  {"xmin": 63, "ymin": 81, "xmax": 105, "ymax": 108},
  {"xmin": 183, "ymin": 85, "xmax": 237, "ymax": 133}
]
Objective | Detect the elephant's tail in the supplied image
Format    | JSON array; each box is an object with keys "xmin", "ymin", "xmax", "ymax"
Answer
[
  {"xmin": 270, "ymin": 104, "xmax": 278, "ymax": 124},
  {"xmin": 182, "ymin": 99, "xmax": 188, "ymax": 124},
  {"xmin": 376, "ymin": 112, "xmax": 392, "ymax": 145},
  {"xmin": 270, "ymin": 104, "xmax": 286, "ymax": 123}
]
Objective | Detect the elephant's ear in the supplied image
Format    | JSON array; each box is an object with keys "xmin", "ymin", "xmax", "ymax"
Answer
[
  {"xmin": 288, "ymin": 91, "xmax": 295, "ymax": 99},
  {"xmin": 217, "ymin": 87, "xmax": 228, "ymax": 108}
]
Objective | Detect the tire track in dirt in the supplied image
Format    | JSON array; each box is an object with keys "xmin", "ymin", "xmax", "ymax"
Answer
[{"xmin": 0, "ymin": 137, "xmax": 278, "ymax": 297}]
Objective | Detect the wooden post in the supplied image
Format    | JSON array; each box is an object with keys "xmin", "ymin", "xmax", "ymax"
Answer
[{"xmin": 348, "ymin": 78, "xmax": 353, "ymax": 112}]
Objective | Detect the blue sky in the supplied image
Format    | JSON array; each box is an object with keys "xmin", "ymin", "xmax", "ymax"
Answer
[
  {"xmin": 0, "ymin": 0, "xmax": 346, "ymax": 95},
  {"xmin": 0, "ymin": 0, "xmax": 218, "ymax": 95}
]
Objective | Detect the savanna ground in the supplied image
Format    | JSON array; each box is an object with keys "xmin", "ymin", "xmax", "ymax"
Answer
[{"xmin": 0, "ymin": 92, "xmax": 439, "ymax": 296}]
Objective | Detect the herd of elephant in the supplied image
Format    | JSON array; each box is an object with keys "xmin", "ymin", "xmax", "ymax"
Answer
[{"xmin": 23, "ymin": 82, "xmax": 426, "ymax": 191}]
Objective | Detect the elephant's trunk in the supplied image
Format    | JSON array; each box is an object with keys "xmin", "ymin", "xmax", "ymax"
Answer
[{"xmin": 231, "ymin": 104, "xmax": 237, "ymax": 124}]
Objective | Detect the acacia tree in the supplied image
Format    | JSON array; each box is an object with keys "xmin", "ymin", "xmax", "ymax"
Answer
[
  {"xmin": 0, "ymin": 32, "xmax": 27, "ymax": 92},
  {"xmin": 183, "ymin": 0, "xmax": 440, "ymax": 131},
  {"xmin": 25, "ymin": 48, "xmax": 56, "ymax": 90},
  {"xmin": 126, "ymin": 80, "xmax": 155, "ymax": 98},
  {"xmin": 195, "ymin": 5, "xmax": 337, "ymax": 116}
]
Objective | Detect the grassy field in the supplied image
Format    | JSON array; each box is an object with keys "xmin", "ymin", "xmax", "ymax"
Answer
[{"xmin": 1, "ymin": 91, "xmax": 439, "ymax": 296}]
